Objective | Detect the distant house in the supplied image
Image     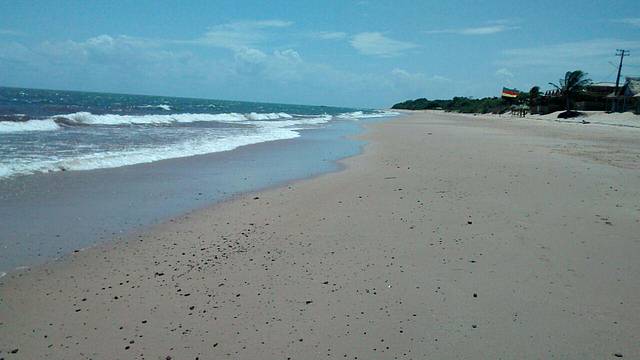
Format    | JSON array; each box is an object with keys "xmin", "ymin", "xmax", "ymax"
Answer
[
  {"xmin": 585, "ymin": 82, "xmax": 617, "ymax": 97},
  {"xmin": 607, "ymin": 77, "xmax": 640, "ymax": 113}
]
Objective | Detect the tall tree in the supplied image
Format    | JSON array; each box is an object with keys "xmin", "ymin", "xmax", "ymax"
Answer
[
  {"xmin": 529, "ymin": 86, "xmax": 540, "ymax": 104},
  {"xmin": 528, "ymin": 86, "xmax": 540, "ymax": 114},
  {"xmin": 548, "ymin": 71, "xmax": 592, "ymax": 115}
]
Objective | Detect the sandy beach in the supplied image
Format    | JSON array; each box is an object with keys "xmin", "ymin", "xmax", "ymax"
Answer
[{"xmin": 1, "ymin": 110, "xmax": 639, "ymax": 359}]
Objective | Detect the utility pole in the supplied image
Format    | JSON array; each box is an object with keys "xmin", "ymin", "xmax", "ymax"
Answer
[{"xmin": 613, "ymin": 49, "xmax": 630, "ymax": 112}]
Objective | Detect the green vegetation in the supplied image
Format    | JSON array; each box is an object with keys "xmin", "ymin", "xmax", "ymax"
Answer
[
  {"xmin": 392, "ymin": 69, "xmax": 598, "ymax": 118},
  {"xmin": 391, "ymin": 96, "xmax": 508, "ymax": 114}
]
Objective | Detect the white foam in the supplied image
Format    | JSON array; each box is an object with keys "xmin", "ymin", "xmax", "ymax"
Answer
[
  {"xmin": 52, "ymin": 112, "xmax": 296, "ymax": 125},
  {"xmin": 337, "ymin": 110, "xmax": 401, "ymax": 119},
  {"xmin": 139, "ymin": 104, "xmax": 172, "ymax": 111},
  {"xmin": 0, "ymin": 109, "xmax": 401, "ymax": 178},
  {"xmin": 0, "ymin": 127, "xmax": 301, "ymax": 177},
  {"xmin": 250, "ymin": 115, "xmax": 333, "ymax": 129},
  {"xmin": 246, "ymin": 112, "xmax": 293, "ymax": 120},
  {"xmin": 0, "ymin": 119, "xmax": 61, "ymax": 133}
]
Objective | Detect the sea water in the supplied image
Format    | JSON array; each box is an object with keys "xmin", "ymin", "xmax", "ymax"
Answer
[
  {"xmin": 0, "ymin": 87, "xmax": 396, "ymax": 178},
  {"xmin": 0, "ymin": 87, "xmax": 399, "ymax": 273}
]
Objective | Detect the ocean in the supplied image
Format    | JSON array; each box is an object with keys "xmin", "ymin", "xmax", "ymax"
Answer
[
  {"xmin": 0, "ymin": 87, "xmax": 399, "ymax": 274},
  {"xmin": 0, "ymin": 87, "xmax": 396, "ymax": 178}
]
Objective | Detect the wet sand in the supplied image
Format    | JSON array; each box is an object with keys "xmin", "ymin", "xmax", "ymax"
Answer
[
  {"xmin": 1, "ymin": 111, "xmax": 639, "ymax": 359},
  {"xmin": 0, "ymin": 119, "xmax": 365, "ymax": 274}
]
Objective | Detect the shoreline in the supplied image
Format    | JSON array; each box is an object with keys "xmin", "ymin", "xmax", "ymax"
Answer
[
  {"xmin": 0, "ymin": 116, "xmax": 389, "ymax": 274},
  {"xmin": 2, "ymin": 111, "xmax": 639, "ymax": 359}
]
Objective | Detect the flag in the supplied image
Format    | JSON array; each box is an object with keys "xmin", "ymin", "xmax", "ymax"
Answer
[{"xmin": 501, "ymin": 87, "xmax": 519, "ymax": 98}]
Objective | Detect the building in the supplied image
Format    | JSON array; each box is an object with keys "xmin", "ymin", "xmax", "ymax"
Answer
[{"xmin": 607, "ymin": 77, "xmax": 640, "ymax": 113}]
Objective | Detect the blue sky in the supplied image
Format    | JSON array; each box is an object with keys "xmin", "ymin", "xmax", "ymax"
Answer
[{"xmin": 1, "ymin": 0, "xmax": 639, "ymax": 108}]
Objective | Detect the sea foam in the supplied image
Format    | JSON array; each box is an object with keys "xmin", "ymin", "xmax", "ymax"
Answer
[
  {"xmin": 0, "ymin": 119, "xmax": 61, "ymax": 133},
  {"xmin": 0, "ymin": 126, "xmax": 300, "ymax": 177}
]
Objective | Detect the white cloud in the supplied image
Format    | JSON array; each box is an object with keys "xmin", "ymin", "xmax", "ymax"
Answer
[
  {"xmin": 0, "ymin": 28, "xmax": 24, "ymax": 36},
  {"xmin": 495, "ymin": 68, "xmax": 514, "ymax": 78},
  {"xmin": 387, "ymin": 68, "xmax": 456, "ymax": 100},
  {"xmin": 430, "ymin": 75, "xmax": 451, "ymax": 82},
  {"xmin": 391, "ymin": 68, "xmax": 411, "ymax": 77},
  {"xmin": 0, "ymin": 23, "xmax": 445, "ymax": 107},
  {"xmin": 613, "ymin": 18, "xmax": 640, "ymax": 28},
  {"xmin": 499, "ymin": 38, "xmax": 640, "ymax": 67},
  {"xmin": 189, "ymin": 19, "xmax": 293, "ymax": 49},
  {"xmin": 309, "ymin": 31, "xmax": 347, "ymax": 40},
  {"xmin": 425, "ymin": 24, "xmax": 518, "ymax": 35},
  {"xmin": 350, "ymin": 32, "xmax": 417, "ymax": 57}
]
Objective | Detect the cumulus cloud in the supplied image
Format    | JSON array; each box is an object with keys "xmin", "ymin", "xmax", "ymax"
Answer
[
  {"xmin": 0, "ymin": 21, "xmax": 438, "ymax": 107},
  {"xmin": 350, "ymin": 32, "xmax": 417, "ymax": 57}
]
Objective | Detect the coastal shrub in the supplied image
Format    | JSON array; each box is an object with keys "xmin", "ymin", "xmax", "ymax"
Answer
[{"xmin": 392, "ymin": 97, "xmax": 508, "ymax": 114}]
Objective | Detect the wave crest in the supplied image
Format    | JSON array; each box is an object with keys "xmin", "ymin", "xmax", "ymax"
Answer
[{"xmin": 0, "ymin": 119, "xmax": 61, "ymax": 133}]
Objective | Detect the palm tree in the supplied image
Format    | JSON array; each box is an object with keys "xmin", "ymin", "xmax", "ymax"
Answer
[
  {"xmin": 548, "ymin": 70, "xmax": 592, "ymax": 116},
  {"xmin": 529, "ymin": 86, "xmax": 540, "ymax": 114}
]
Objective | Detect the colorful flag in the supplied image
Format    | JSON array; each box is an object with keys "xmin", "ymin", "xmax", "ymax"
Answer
[{"xmin": 501, "ymin": 87, "xmax": 519, "ymax": 98}]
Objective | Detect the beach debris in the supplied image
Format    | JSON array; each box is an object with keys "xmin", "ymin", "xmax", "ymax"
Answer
[
  {"xmin": 253, "ymin": 196, "xmax": 260, "ymax": 200},
  {"xmin": 614, "ymin": 353, "xmax": 623, "ymax": 358},
  {"xmin": 305, "ymin": 300, "xmax": 313, "ymax": 304},
  {"xmin": 10, "ymin": 348, "xmax": 19, "ymax": 354},
  {"xmin": 473, "ymin": 293, "xmax": 478, "ymax": 298}
]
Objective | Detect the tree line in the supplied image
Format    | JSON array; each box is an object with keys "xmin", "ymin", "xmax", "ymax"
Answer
[{"xmin": 392, "ymin": 70, "xmax": 593, "ymax": 118}]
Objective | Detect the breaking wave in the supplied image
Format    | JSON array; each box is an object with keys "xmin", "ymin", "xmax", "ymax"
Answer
[
  {"xmin": 0, "ymin": 127, "xmax": 301, "ymax": 177},
  {"xmin": 0, "ymin": 109, "xmax": 401, "ymax": 178},
  {"xmin": 139, "ymin": 104, "xmax": 172, "ymax": 111},
  {"xmin": 337, "ymin": 110, "xmax": 401, "ymax": 119},
  {"xmin": 0, "ymin": 119, "xmax": 61, "ymax": 133},
  {"xmin": 0, "ymin": 110, "xmax": 397, "ymax": 134}
]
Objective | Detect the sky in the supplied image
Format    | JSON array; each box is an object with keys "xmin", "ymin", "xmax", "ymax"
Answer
[{"xmin": 1, "ymin": 0, "xmax": 639, "ymax": 108}]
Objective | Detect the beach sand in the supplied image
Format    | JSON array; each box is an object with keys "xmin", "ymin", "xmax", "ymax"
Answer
[{"xmin": 1, "ymin": 111, "xmax": 639, "ymax": 359}]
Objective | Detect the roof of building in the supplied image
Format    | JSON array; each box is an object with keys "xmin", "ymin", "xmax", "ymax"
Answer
[
  {"xmin": 606, "ymin": 77, "xmax": 640, "ymax": 98},
  {"xmin": 588, "ymin": 82, "xmax": 617, "ymax": 88},
  {"xmin": 626, "ymin": 77, "xmax": 640, "ymax": 97}
]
